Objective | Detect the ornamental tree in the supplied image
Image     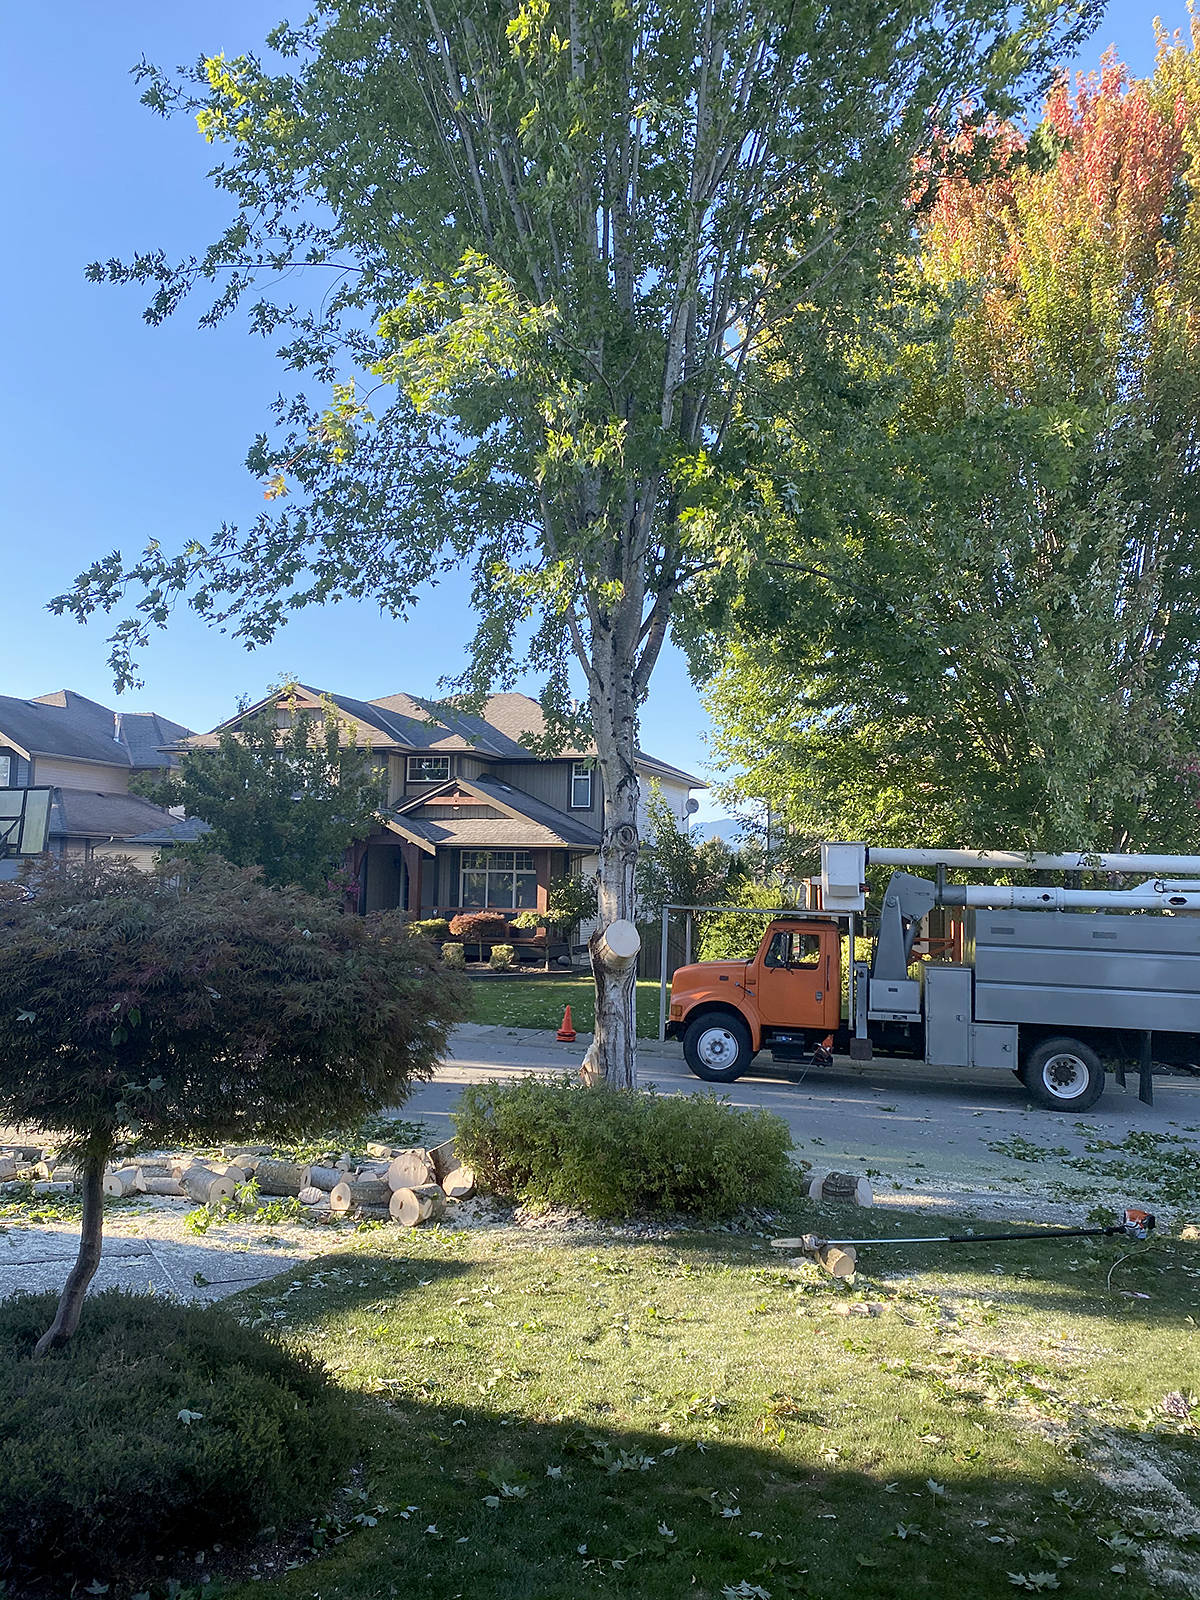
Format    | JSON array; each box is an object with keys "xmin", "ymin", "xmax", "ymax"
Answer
[
  {"xmin": 56, "ymin": 0, "xmax": 1093, "ymax": 1083},
  {"xmin": 136, "ymin": 688, "xmax": 387, "ymax": 893},
  {"xmin": 710, "ymin": 24, "xmax": 1200, "ymax": 856},
  {"xmin": 0, "ymin": 858, "xmax": 466, "ymax": 1355}
]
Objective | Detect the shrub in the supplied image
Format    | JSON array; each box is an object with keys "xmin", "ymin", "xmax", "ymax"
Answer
[
  {"xmin": 410, "ymin": 916, "xmax": 452, "ymax": 942},
  {"xmin": 453, "ymin": 1073, "xmax": 797, "ymax": 1220},
  {"xmin": 0, "ymin": 857, "xmax": 466, "ymax": 1352},
  {"xmin": 442, "ymin": 941, "xmax": 466, "ymax": 968},
  {"xmin": 0, "ymin": 1289, "xmax": 357, "ymax": 1590},
  {"xmin": 449, "ymin": 911, "xmax": 510, "ymax": 943},
  {"xmin": 489, "ymin": 942, "xmax": 516, "ymax": 970}
]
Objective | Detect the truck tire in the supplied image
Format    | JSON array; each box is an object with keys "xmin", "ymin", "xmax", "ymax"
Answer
[
  {"xmin": 683, "ymin": 1013, "xmax": 753, "ymax": 1082},
  {"xmin": 1020, "ymin": 1036, "xmax": 1105, "ymax": 1111}
]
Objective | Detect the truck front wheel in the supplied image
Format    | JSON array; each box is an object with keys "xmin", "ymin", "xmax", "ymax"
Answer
[
  {"xmin": 683, "ymin": 1013, "xmax": 753, "ymax": 1082},
  {"xmin": 1020, "ymin": 1037, "xmax": 1104, "ymax": 1111}
]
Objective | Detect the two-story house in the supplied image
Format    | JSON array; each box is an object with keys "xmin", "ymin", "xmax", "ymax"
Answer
[
  {"xmin": 180, "ymin": 685, "xmax": 702, "ymax": 917},
  {"xmin": 0, "ymin": 689, "xmax": 203, "ymax": 878}
]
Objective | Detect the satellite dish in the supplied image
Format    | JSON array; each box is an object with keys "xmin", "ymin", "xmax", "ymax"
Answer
[{"xmin": 685, "ymin": 797, "xmax": 700, "ymax": 815}]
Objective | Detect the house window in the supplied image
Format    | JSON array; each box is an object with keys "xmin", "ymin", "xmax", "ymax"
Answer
[
  {"xmin": 0, "ymin": 752, "xmax": 11, "ymax": 786},
  {"xmin": 460, "ymin": 850, "xmax": 538, "ymax": 910},
  {"xmin": 570, "ymin": 760, "xmax": 592, "ymax": 809},
  {"xmin": 407, "ymin": 755, "xmax": 451, "ymax": 784}
]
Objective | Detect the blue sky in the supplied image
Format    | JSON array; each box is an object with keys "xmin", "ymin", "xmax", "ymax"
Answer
[{"xmin": 0, "ymin": 0, "xmax": 1180, "ymax": 818}]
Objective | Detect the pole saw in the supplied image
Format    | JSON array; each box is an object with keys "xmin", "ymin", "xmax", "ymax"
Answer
[{"xmin": 772, "ymin": 1208, "xmax": 1156, "ymax": 1277}]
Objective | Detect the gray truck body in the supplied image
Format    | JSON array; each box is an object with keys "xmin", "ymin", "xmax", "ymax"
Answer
[{"xmin": 862, "ymin": 875, "xmax": 1200, "ymax": 1081}]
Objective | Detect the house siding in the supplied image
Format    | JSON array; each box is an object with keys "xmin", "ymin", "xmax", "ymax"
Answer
[
  {"xmin": 490, "ymin": 759, "xmax": 604, "ymax": 827},
  {"xmin": 32, "ymin": 756, "xmax": 130, "ymax": 791}
]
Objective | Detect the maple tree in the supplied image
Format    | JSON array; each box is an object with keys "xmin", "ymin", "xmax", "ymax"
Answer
[{"xmin": 711, "ymin": 20, "xmax": 1200, "ymax": 857}]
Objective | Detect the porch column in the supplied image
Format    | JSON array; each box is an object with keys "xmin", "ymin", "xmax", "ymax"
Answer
[
  {"xmin": 535, "ymin": 849, "xmax": 551, "ymax": 913},
  {"xmin": 399, "ymin": 841, "xmax": 423, "ymax": 915}
]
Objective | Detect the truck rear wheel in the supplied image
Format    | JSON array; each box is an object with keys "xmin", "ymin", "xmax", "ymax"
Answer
[
  {"xmin": 1020, "ymin": 1036, "xmax": 1104, "ymax": 1111},
  {"xmin": 683, "ymin": 1013, "xmax": 753, "ymax": 1082}
]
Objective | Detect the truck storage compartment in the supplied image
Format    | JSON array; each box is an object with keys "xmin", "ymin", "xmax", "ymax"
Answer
[
  {"xmin": 924, "ymin": 966, "xmax": 972, "ymax": 1067},
  {"xmin": 970, "ymin": 1022, "xmax": 1018, "ymax": 1069}
]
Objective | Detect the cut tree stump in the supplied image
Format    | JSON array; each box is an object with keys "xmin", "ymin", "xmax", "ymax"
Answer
[
  {"xmin": 254, "ymin": 1158, "xmax": 305, "ymax": 1196},
  {"xmin": 330, "ymin": 1177, "xmax": 391, "ymax": 1214},
  {"xmin": 302, "ymin": 1164, "xmax": 343, "ymax": 1192},
  {"xmin": 180, "ymin": 1165, "xmax": 237, "ymax": 1206},
  {"xmin": 387, "ymin": 1149, "xmax": 436, "ymax": 1190},
  {"xmin": 440, "ymin": 1166, "xmax": 476, "ymax": 1201},
  {"xmin": 103, "ymin": 1168, "xmax": 139, "ymax": 1199},
  {"xmin": 389, "ymin": 1184, "xmax": 447, "ymax": 1227}
]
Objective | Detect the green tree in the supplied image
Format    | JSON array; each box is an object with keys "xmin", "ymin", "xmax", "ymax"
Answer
[
  {"xmin": 636, "ymin": 786, "xmax": 738, "ymax": 913},
  {"xmin": 56, "ymin": 0, "xmax": 1094, "ymax": 1083},
  {"xmin": 0, "ymin": 858, "xmax": 465, "ymax": 1354},
  {"xmin": 139, "ymin": 690, "xmax": 387, "ymax": 892},
  {"xmin": 709, "ymin": 31, "xmax": 1200, "ymax": 856}
]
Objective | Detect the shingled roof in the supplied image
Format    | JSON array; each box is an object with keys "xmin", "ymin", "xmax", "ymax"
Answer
[
  {"xmin": 0, "ymin": 690, "xmax": 192, "ymax": 770},
  {"xmin": 386, "ymin": 775, "xmax": 603, "ymax": 853},
  {"xmin": 181, "ymin": 685, "xmax": 704, "ymax": 786}
]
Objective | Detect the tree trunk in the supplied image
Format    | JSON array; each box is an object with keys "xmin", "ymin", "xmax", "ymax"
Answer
[
  {"xmin": 585, "ymin": 658, "xmax": 644, "ymax": 1088},
  {"xmin": 34, "ymin": 1138, "xmax": 112, "ymax": 1356}
]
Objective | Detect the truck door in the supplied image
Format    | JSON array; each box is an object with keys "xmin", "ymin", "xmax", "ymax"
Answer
[{"xmin": 755, "ymin": 924, "xmax": 839, "ymax": 1032}]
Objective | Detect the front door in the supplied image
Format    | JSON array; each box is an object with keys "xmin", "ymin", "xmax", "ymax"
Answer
[{"xmin": 755, "ymin": 924, "xmax": 839, "ymax": 1032}]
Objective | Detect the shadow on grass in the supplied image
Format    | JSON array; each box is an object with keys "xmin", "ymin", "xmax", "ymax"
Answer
[{"xmin": 217, "ymin": 1388, "xmax": 1190, "ymax": 1600}]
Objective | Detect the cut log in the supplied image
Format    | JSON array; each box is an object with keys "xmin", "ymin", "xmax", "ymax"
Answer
[
  {"xmin": 2, "ymin": 1144, "xmax": 43, "ymax": 1163},
  {"xmin": 222, "ymin": 1145, "xmax": 270, "ymax": 1162},
  {"xmin": 297, "ymin": 1185, "xmax": 325, "ymax": 1206},
  {"xmin": 34, "ymin": 1160, "xmax": 73, "ymax": 1180},
  {"xmin": 223, "ymin": 1164, "xmax": 252, "ymax": 1186},
  {"xmin": 355, "ymin": 1160, "xmax": 391, "ymax": 1179},
  {"xmin": 180, "ymin": 1165, "xmax": 237, "ymax": 1206},
  {"xmin": 386, "ymin": 1149, "xmax": 436, "ymax": 1191},
  {"xmin": 816, "ymin": 1245, "xmax": 857, "ymax": 1279},
  {"xmin": 33, "ymin": 1180, "xmax": 74, "ymax": 1195},
  {"xmin": 138, "ymin": 1174, "xmax": 187, "ymax": 1196},
  {"xmin": 103, "ymin": 1167, "xmax": 139, "ymax": 1199},
  {"xmin": 365, "ymin": 1142, "xmax": 403, "ymax": 1159},
  {"xmin": 390, "ymin": 1184, "xmax": 447, "ymax": 1227},
  {"xmin": 254, "ymin": 1158, "xmax": 305, "ymax": 1196},
  {"xmin": 329, "ymin": 1177, "xmax": 391, "ymax": 1214},
  {"xmin": 302, "ymin": 1164, "xmax": 343, "ymax": 1193},
  {"xmin": 808, "ymin": 1171, "xmax": 874, "ymax": 1207},
  {"xmin": 1, "ymin": 1180, "xmax": 28, "ymax": 1194},
  {"xmin": 440, "ymin": 1166, "xmax": 476, "ymax": 1202},
  {"xmin": 0, "ymin": 1156, "xmax": 16, "ymax": 1183},
  {"xmin": 430, "ymin": 1140, "xmax": 458, "ymax": 1183}
]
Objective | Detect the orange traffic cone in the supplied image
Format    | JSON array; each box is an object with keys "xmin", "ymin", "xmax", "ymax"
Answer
[{"xmin": 556, "ymin": 1005, "xmax": 577, "ymax": 1043}]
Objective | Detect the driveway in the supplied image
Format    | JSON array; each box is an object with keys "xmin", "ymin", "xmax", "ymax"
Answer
[{"xmin": 406, "ymin": 1023, "xmax": 1200, "ymax": 1222}]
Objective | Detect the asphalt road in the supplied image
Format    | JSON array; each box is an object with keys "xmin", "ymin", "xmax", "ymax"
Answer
[{"xmin": 406, "ymin": 1023, "xmax": 1200, "ymax": 1221}]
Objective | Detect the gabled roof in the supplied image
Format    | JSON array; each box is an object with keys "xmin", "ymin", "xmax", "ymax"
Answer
[
  {"xmin": 0, "ymin": 690, "xmax": 192, "ymax": 770},
  {"xmin": 386, "ymin": 776, "xmax": 603, "ymax": 853},
  {"xmin": 181, "ymin": 683, "xmax": 704, "ymax": 787}
]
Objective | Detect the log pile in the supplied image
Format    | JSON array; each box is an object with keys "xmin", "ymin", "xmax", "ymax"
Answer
[{"xmin": 0, "ymin": 1136, "xmax": 477, "ymax": 1229}]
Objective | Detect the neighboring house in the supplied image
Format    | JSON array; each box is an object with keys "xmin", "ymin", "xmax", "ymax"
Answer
[
  {"xmin": 0, "ymin": 689, "xmax": 202, "ymax": 878},
  {"xmin": 180, "ymin": 685, "xmax": 703, "ymax": 917}
]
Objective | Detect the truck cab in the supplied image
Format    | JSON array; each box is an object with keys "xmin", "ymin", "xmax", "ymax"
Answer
[{"xmin": 666, "ymin": 917, "xmax": 841, "ymax": 1081}]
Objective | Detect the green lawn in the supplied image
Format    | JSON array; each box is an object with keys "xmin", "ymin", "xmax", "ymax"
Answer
[
  {"xmin": 466, "ymin": 975, "xmax": 664, "ymax": 1038},
  {"xmin": 218, "ymin": 1207, "xmax": 1198, "ymax": 1600}
]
